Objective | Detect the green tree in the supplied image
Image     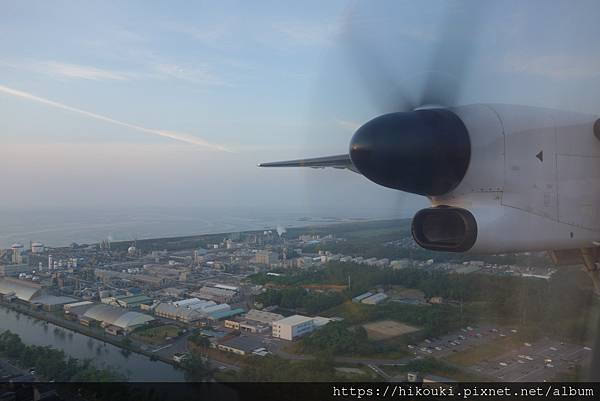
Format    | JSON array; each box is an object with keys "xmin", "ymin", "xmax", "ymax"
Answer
[{"xmin": 181, "ymin": 350, "xmax": 214, "ymax": 382}]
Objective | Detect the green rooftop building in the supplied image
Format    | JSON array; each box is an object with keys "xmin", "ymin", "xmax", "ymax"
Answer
[{"xmin": 115, "ymin": 294, "xmax": 154, "ymax": 309}]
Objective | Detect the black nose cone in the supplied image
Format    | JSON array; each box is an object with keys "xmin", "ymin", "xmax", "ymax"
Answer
[{"xmin": 349, "ymin": 109, "xmax": 470, "ymax": 196}]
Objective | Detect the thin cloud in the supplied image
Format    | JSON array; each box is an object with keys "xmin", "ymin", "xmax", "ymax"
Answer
[
  {"xmin": 165, "ymin": 21, "xmax": 234, "ymax": 45},
  {"xmin": 40, "ymin": 61, "xmax": 131, "ymax": 81},
  {"xmin": 499, "ymin": 54, "xmax": 600, "ymax": 80},
  {"xmin": 0, "ymin": 84, "xmax": 233, "ymax": 152},
  {"xmin": 336, "ymin": 119, "xmax": 361, "ymax": 132},
  {"xmin": 154, "ymin": 63, "xmax": 225, "ymax": 86},
  {"xmin": 274, "ymin": 21, "xmax": 341, "ymax": 47},
  {"xmin": 0, "ymin": 59, "xmax": 135, "ymax": 81},
  {"xmin": 1, "ymin": 59, "xmax": 228, "ymax": 86}
]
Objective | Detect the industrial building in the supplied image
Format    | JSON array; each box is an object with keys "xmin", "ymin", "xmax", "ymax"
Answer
[
  {"xmin": 194, "ymin": 285, "xmax": 238, "ymax": 303},
  {"xmin": 0, "ymin": 264, "xmax": 32, "ymax": 277},
  {"xmin": 94, "ymin": 269, "xmax": 172, "ymax": 289},
  {"xmin": 10, "ymin": 244, "xmax": 24, "ymax": 264},
  {"xmin": 352, "ymin": 292, "xmax": 373, "ymax": 303},
  {"xmin": 155, "ymin": 302, "xmax": 208, "ymax": 323},
  {"xmin": 31, "ymin": 295, "xmax": 78, "ymax": 311},
  {"xmin": 254, "ymin": 251, "xmax": 279, "ymax": 266},
  {"xmin": 213, "ymin": 284, "xmax": 239, "ymax": 292},
  {"xmin": 172, "ymin": 298, "xmax": 213, "ymax": 308},
  {"xmin": 0, "ymin": 277, "xmax": 42, "ymax": 302},
  {"xmin": 64, "ymin": 302, "xmax": 97, "ymax": 318},
  {"xmin": 30, "ymin": 242, "xmax": 45, "ymax": 254},
  {"xmin": 272, "ymin": 315, "xmax": 315, "ymax": 341},
  {"xmin": 224, "ymin": 319, "xmax": 270, "ymax": 333},
  {"xmin": 206, "ymin": 307, "xmax": 244, "ymax": 322},
  {"xmin": 361, "ymin": 293, "xmax": 388, "ymax": 305},
  {"xmin": 63, "ymin": 300, "xmax": 94, "ymax": 312},
  {"xmin": 224, "ymin": 320, "xmax": 241, "ymax": 330},
  {"xmin": 71, "ymin": 303, "xmax": 154, "ymax": 332},
  {"xmin": 203, "ymin": 303, "xmax": 231, "ymax": 315},
  {"xmin": 244, "ymin": 309, "xmax": 284, "ymax": 325},
  {"xmin": 103, "ymin": 294, "xmax": 154, "ymax": 309},
  {"xmin": 154, "ymin": 298, "xmax": 234, "ymax": 323},
  {"xmin": 116, "ymin": 294, "xmax": 154, "ymax": 308},
  {"xmin": 217, "ymin": 336, "xmax": 265, "ymax": 356}
]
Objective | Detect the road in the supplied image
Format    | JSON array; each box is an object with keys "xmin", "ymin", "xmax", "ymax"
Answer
[{"xmin": 152, "ymin": 330, "xmax": 240, "ymax": 372}]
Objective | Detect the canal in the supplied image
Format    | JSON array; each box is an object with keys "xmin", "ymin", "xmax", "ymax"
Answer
[{"xmin": 0, "ymin": 305, "xmax": 185, "ymax": 381}]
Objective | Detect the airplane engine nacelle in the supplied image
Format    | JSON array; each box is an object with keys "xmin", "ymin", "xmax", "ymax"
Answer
[
  {"xmin": 418, "ymin": 103, "xmax": 600, "ymax": 255},
  {"xmin": 412, "ymin": 202, "xmax": 600, "ymax": 255}
]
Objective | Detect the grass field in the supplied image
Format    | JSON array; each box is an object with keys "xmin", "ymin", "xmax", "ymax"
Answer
[
  {"xmin": 386, "ymin": 286, "xmax": 426, "ymax": 302},
  {"xmin": 132, "ymin": 324, "xmax": 181, "ymax": 345},
  {"xmin": 321, "ymin": 301, "xmax": 373, "ymax": 322}
]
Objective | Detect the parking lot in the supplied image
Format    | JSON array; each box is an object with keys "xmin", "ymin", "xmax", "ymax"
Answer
[
  {"xmin": 407, "ymin": 324, "xmax": 510, "ymax": 359},
  {"xmin": 406, "ymin": 325, "xmax": 592, "ymax": 381},
  {"xmin": 470, "ymin": 338, "xmax": 591, "ymax": 381}
]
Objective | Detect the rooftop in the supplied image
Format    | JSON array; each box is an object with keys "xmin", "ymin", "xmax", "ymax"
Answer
[
  {"xmin": 0, "ymin": 277, "xmax": 42, "ymax": 302},
  {"xmin": 219, "ymin": 336, "xmax": 264, "ymax": 353},
  {"xmin": 116, "ymin": 294, "xmax": 153, "ymax": 304},
  {"xmin": 274, "ymin": 315, "xmax": 314, "ymax": 326},
  {"xmin": 245, "ymin": 309, "xmax": 284, "ymax": 323},
  {"xmin": 352, "ymin": 292, "xmax": 373, "ymax": 301},
  {"xmin": 208, "ymin": 307, "xmax": 245, "ymax": 321},
  {"xmin": 64, "ymin": 300, "xmax": 94, "ymax": 309},
  {"xmin": 83, "ymin": 304, "xmax": 154, "ymax": 329},
  {"xmin": 31, "ymin": 295, "xmax": 78, "ymax": 306}
]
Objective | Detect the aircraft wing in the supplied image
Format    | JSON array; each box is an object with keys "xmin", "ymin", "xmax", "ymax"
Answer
[{"xmin": 258, "ymin": 154, "xmax": 358, "ymax": 173}]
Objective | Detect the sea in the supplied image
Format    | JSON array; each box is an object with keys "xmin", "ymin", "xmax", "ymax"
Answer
[{"xmin": 0, "ymin": 207, "xmax": 405, "ymax": 249}]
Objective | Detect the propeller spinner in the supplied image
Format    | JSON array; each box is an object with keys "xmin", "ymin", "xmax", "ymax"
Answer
[{"xmin": 348, "ymin": 108, "xmax": 471, "ymax": 196}]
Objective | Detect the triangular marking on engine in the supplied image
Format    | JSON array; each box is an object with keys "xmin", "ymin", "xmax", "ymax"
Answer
[{"xmin": 536, "ymin": 150, "xmax": 543, "ymax": 162}]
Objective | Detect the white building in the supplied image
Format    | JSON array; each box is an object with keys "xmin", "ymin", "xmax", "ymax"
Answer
[
  {"xmin": 352, "ymin": 292, "xmax": 373, "ymax": 303},
  {"xmin": 154, "ymin": 298, "xmax": 224, "ymax": 323},
  {"xmin": 172, "ymin": 298, "xmax": 213, "ymax": 309},
  {"xmin": 272, "ymin": 315, "xmax": 315, "ymax": 340},
  {"xmin": 362, "ymin": 293, "xmax": 388, "ymax": 305}
]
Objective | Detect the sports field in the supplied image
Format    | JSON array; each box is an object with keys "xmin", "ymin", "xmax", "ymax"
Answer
[{"xmin": 362, "ymin": 320, "xmax": 420, "ymax": 340}]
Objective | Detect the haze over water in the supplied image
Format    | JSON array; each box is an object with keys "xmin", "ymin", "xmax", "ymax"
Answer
[{"xmin": 0, "ymin": 206, "xmax": 407, "ymax": 249}]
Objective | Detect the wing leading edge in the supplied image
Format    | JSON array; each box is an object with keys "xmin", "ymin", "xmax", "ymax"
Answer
[{"xmin": 258, "ymin": 154, "xmax": 358, "ymax": 173}]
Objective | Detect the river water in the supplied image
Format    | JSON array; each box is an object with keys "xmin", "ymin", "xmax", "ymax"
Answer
[{"xmin": 0, "ymin": 305, "xmax": 185, "ymax": 381}]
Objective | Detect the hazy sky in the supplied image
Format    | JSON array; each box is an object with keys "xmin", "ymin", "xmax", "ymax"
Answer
[{"xmin": 2, "ymin": 0, "xmax": 600, "ymax": 216}]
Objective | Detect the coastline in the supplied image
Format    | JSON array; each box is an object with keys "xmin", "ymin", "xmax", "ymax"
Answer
[{"xmin": 0, "ymin": 209, "xmax": 405, "ymax": 249}]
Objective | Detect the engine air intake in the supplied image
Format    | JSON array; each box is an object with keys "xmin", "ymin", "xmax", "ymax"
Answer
[{"xmin": 411, "ymin": 206, "xmax": 477, "ymax": 252}]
